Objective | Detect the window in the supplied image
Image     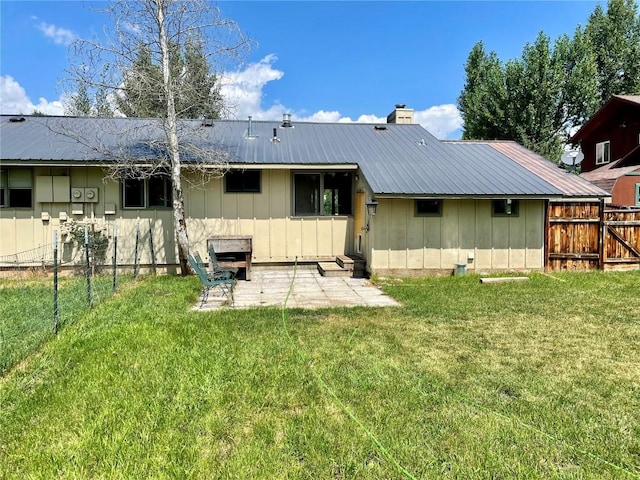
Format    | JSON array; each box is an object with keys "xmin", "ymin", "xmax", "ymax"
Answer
[
  {"xmin": 635, "ymin": 183, "xmax": 640, "ymax": 207},
  {"xmin": 0, "ymin": 168, "xmax": 32, "ymax": 208},
  {"xmin": 492, "ymin": 199, "xmax": 519, "ymax": 216},
  {"xmin": 293, "ymin": 172, "xmax": 353, "ymax": 216},
  {"xmin": 122, "ymin": 176, "xmax": 171, "ymax": 208},
  {"xmin": 595, "ymin": 141, "xmax": 610, "ymax": 165},
  {"xmin": 225, "ymin": 170, "xmax": 261, "ymax": 193},
  {"xmin": 415, "ymin": 199, "xmax": 443, "ymax": 216}
]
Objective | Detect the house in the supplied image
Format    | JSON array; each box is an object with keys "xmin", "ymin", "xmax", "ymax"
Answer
[
  {"xmin": 0, "ymin": 106, "xmax": 607, "ymax": 276},
  {"xmin": 570, "ymin": 95, "xmax": 640, "ymax": 207}
]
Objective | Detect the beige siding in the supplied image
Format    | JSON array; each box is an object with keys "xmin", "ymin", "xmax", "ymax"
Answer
[
  {"xmin": 369, "ymin": 198, "xmax": 545, "ymax": 275},
  {"xmin": 1, "ymin": 167, "xmax": 353, "ymax": 265}
]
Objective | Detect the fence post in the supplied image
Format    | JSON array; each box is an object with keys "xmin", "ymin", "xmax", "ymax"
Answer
[
  {"xmin": 112, "ymin": 224, "xmax": 118, "ymax": 293},
  {"xmin": 148, "ymin": 219, "xmax": 157, "ymax": 275},
  {"xmin": 598, "ymin": 198, "xmax": 606, "ymax": 270},
  {"xmin": 134, "ymin": 224, "xmax": 140, "ymax": 279},
  {"xmin": 53, "ymin": 231, "xmax": 59, "ymax": 334},
  {"xmin": 85, "ymin": 226, "xmax": 92, "ymax": 306}
]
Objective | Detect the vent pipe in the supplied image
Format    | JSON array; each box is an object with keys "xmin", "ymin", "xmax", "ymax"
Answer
[
  {"xmin": 248, "ymin": 115, "xmax": 253, "ymax": 137},
  {"xmin": 282, "ymin": 113, "xmax": 292, "ymax": 127}
]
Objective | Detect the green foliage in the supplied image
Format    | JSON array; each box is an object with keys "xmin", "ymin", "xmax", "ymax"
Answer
[
  {"xmin": 116, "ymin": 38, "xmax": 221, "ymax": 119},
  {"xmin": 65, "ymin": 67, "xmax": 115, "ymax": 117},
  {"xmin": 63, "ymin": 220, "xmax": 109, "ymax": 269},
  {"xmin": 1, "ymin": 272, "xmax": 639, "ymax": 478},
  {"xmin": 585, "ymin": 0, "xmax": 640, "ymax": 104},
  {"xmin": 458, "ymin": 0, "xmax": 639, "ymax": 161}
]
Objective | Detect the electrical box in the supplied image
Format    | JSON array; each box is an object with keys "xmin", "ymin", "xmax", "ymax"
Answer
[
  {"xmin": 71, "ymin": 187, "xmax": 85, "ymax": 202},
  {"xmin": 85, "ymin": 188, "xmax": 98, "ymax": 202},
  {"xmin": 36, "ymin": 176, "xmax": 70, "ymax": 203},
  {"xmin": 52, "ymin": 177, "xmax": 70, "ymax": 202},
  {"xmin": 72, "ymin": 203, "xmax": 84, "ymax": 215},
  {"xmin": 59, "ymin": 211, "xmax": 68, "ymax": 222},
  {"xmin": 70, "ymin": 187, "xmax": 99, "ymax": 203},
  {"xmin": 105, "ymin": 203, "xmax": 116, "ymax": 215},
  {"xmin": 41, "ymin": 211, "xmax": 50, "ymax": 221}
]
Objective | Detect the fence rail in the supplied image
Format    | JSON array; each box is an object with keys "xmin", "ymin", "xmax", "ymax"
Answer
[
  {"xmin": 546, "ymin": 201, "xmax": 640, "ymax": 271},
  {"xmin": 0, "ymin": 221, "xmax": 158, "ymax": 376}
]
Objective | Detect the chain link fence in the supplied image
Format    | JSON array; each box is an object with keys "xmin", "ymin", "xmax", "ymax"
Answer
[{"xmin": 0, "ymin": 221, "xmax": 160, "ymax": 375}]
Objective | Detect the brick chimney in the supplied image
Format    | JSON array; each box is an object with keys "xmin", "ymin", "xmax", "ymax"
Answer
[{"xmin": 386, "ymin": 104, "xmax": 414, "ymax": 124}]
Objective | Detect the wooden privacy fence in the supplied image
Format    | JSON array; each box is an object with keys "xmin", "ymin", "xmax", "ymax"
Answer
[{"xmin": 546, "ymin": 201, "xmax": 640, "ymax": 271}]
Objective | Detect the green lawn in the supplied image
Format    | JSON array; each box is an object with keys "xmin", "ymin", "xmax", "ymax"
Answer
[
  {"xmin": 1, "ymin": 271, "xmax": 639, "ymax": 479},
  {"xmin": 0, "ymin": 275, "xmax": 119, "ymax": 375}
]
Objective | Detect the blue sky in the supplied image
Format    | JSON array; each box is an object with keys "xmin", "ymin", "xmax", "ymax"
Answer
[{"xmin": 0, "ymin": 0, "xmax": 606, "ymax": 139}]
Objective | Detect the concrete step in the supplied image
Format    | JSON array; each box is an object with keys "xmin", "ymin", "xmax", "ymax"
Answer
[
  {"xmin": 336, "ymin": 255, "xmax": 354, "ymax": 271},
  {"xmin": 317, "ymin": 261, "xmax": 351, "ymax": 277},
  {"xmin": 337, "ymin": 254, "xmax": 366, "ymax": 278}
]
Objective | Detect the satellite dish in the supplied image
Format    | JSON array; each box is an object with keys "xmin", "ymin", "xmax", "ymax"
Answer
[{"xmin": 561, "ymin": 150, "xmax": 584, "ymax": 166}]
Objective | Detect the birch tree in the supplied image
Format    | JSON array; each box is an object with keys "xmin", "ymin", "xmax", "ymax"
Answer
[{"xmin": 66, "ymin": 0, "xmax": 251, "ymax": 274}]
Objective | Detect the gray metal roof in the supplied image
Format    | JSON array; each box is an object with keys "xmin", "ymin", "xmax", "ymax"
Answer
[{"xmin": 1, "ymin": 115, "xmax": 607, "ymax": 198}]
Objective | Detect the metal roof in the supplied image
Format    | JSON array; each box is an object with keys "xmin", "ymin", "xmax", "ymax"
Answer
[{"xmin": 1, "ymin": 115, "xmax": 607, "ymax": 198}]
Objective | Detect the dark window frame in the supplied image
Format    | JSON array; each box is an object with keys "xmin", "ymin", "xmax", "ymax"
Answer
[
  {"xmin": 415, "ymin": 199, "xmax": 443, "ymax": 217},
  {"xmin": 292, "ymin": 171, "xmax": 353, "ymax": 216},
  {"xmin": 492, "ymin": 199, "xmax": 519, "ymax": 217},
  {"xmin": 225, "ymin": 170, "xmax": 261, "ymax": 193},
  {"xmin": 0, "ymin": 168, "xmax": 33, "ymax": 209},
  {"xmin": 122, "ymin": 175, "xmax": 172, "ymax": 209}
]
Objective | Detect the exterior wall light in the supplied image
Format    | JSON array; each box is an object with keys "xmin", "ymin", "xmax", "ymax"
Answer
[{"xmin": 365, "ymin": 199, "xmax": 378, "ymax": 232}]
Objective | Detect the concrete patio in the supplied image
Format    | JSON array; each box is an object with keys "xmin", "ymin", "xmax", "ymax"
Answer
[{"xmin": 193, "ymin": 266, "xmax": 401, "ymax": 311}]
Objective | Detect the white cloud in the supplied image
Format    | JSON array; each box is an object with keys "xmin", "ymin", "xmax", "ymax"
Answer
[
  {"xmin": 414, "ymin": 104, "xmax": 463, "ymax": 139},
  {"xmin": 35, "ymin": 21, "xmax": 76, "ymax": 46},
  {"xmin": 0, "ymin": 76, "xmax": 65, "ymax": 115},
  {"xmin": 219, "ymin": 54, "xmax": 285, "ymax": 120},
  {"xmin": 1, "ymin": 55, "xmax": 464, "ymax": 139},
  {"xmin": 221, "ymin": 55, "xmax": 462, "ymax": 139}
]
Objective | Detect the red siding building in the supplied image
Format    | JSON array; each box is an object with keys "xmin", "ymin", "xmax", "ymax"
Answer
[{"xmin": 572, "ymin": 96, "xmax": 640, "ymax": 206}]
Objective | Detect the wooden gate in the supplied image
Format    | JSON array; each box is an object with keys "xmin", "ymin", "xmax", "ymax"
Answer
[{"xmin": 546, "ymin": 201, "xmax": 640, "ymax": 271}]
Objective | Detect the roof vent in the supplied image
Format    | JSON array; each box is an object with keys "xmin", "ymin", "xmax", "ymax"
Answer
[
  {"xmin": 201, "ymin": 118, "xmax": 214, "ymax": 127},
  {"xmin": 9, "ymin": 117, "xmax": 25, "ymax": 123},
  {"xmin": 374, "ymin": 125, "xmax": 387, "ymax": 131},
  {"xmin": 246, "ymin": 116, "xmax": 258, "ymax": 139},
  {"xmin": 271, "ymin": 127, "xmax": 280, "ymax": 143},
  {"xmin": 281, "ymin": 113, "xmax": 292, "ymax": 128},
  {"xmin": 395, "ymin": 104, "xmax": 406, "ymax": 109}
]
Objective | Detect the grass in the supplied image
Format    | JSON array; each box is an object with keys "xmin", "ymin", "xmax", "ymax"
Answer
[
  {"xmin": 0, "ymin": 274, "xmax": 121, "ymax": 375},
  {"xmin": 0, "ymin": 270, "xmax": 639, "ymax": 479}
]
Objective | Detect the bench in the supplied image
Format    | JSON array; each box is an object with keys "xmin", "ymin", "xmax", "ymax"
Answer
[
  {"xmin": 187, "ymin": 253, "xmax": 235, "ymax": 306},
  {"xmin": 207, "ymin": 236, "xmax": 252, "ymax": 281}
]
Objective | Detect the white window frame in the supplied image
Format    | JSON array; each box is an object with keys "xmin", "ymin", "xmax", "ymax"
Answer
[{"xmin": 595, "ymin": 141, "xmax": 610, "ymax": 165}]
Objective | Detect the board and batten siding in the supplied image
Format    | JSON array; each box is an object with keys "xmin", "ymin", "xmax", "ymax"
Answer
[
  {"xmin": 367, "ymin": 198, "xmax": 545, "ymax": 275},
  {"xmin": 184, "ymin": 169, "xmax": 353, "ymax": 262},
  {"xmin": 0, "ymin": 167, "xmax": 354, "ymax": 265}
]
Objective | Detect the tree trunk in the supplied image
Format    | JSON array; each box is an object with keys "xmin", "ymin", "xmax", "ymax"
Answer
[{"xmin": 157, "ymin": 0, "xmax": 190, "ymax": 275}]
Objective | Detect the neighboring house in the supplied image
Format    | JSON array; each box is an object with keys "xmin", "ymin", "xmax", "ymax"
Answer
[
  {"xmin": 0, "ymin": 106, "xmax": 607, "ymax": 276},
  {"xmin": 571, "ymin": 95, "xmax": 640, "ymax": 206}
]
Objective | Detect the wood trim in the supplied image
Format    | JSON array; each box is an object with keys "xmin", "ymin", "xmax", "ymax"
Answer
[{"xmin": 607, "ymin": 225, "xmax": 640, "ymax": 257}]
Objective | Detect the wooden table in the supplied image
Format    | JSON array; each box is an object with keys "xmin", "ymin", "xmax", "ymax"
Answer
[{"xmin": 207, "ymin": 236, "xmax": 252, "ymax": 281}]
